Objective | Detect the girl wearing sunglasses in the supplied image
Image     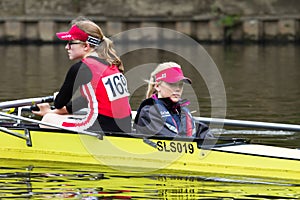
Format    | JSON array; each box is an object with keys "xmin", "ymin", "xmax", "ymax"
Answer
[{"xmin": 33, "ymin": 17, "xmax": 132, "ymax": 133}]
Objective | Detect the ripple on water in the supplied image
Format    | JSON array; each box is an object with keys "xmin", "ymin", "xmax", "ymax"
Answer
[{"xmin": 0, "ymin": 159, "xmax": 299, "ymax": 199}]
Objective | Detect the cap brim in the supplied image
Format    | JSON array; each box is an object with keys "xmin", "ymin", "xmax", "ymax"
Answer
[
  {"xmin": 183, "ymin": 78, "xmax": 192, "ymax": 84},
  {"xmin": 164, "ymin": 76, "xmax": 192, "ymax": 84},
  {"xmin": 56, "ymin": 32, "xmax": 72, "ymax": 41}
]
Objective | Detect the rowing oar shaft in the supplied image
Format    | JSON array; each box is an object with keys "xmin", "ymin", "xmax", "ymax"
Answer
[
  {"xmin": 194, "ymin": 117, "xmax": 300, "ymax": 132},
  {"xmin": 0, "ymin": 96, "xmax": 54, "ymax": 109},
  {"xmin": 0, "ymin": 111, "xmax": 98, "ymax": 137}
]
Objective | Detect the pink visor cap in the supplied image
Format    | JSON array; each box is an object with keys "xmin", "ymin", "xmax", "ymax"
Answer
[
  {"xmin": 155, "ymin": 67, "xmax": 192, "ymax": 84},
  {"xmin": 56, "ymin": 25, "xmax": 102, "ymax": 46},
  {"xmin": 56, "ymin": 25, "xmax": 89, "ymax": 41}
]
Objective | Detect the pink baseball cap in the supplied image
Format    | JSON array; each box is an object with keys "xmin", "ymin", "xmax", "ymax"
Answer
[
  {"xmin": 56, "ymin": 25, "xmax": 89, "ymax": 41},
  {"xmin": 155, "ymin": 67, "xmax": 192, "ymax": 84}
]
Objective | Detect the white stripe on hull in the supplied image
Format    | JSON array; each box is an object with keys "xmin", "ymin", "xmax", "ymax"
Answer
[{"xmin": 214, "ymin": 144, "xmax": 300, "ymax": 160}]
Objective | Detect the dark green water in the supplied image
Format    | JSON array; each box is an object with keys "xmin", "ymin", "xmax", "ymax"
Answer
[
  {"xmin": 1, "ymin": 44, "xmax": 299, "ymax": 124},
  {"xmin": 0, "ymin": 44, "xmax": 300, "ymax": 199}
]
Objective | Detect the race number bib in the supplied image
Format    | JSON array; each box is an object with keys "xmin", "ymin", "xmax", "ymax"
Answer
[{"xmin": 102, "ymin": 73, "xmax": 130, "ymax": 101}]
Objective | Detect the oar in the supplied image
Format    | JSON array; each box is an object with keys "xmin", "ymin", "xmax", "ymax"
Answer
[
  {"xmin": 194, "ymin": 117, "xmax": 300, "ymax": 132},
  {"xmin": 0, "ymin": 96, "xmax": 54, "ymax": 109}
]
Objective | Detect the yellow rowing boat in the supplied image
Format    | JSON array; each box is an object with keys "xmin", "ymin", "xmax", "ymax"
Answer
[{"xmin": 1, "ymin": 125, "xmax": 299, "ymax": 181}]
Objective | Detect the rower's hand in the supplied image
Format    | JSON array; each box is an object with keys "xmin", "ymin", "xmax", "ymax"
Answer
[{"xmin": 31, "ymin": 103, "xmax": 52, "ymax": 116}]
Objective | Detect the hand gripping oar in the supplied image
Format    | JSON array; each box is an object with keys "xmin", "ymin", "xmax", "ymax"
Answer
[
  {"xmin": 0, "ymin": 96, "xmax": 54, "ymax": 109},
  {"xmin": 194, "ymin": 117, "xmax": 300, "ymax": 132}
]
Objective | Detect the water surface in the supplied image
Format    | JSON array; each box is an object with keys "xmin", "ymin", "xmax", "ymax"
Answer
[
  {"xmin": 1, "ymin": 159, "xmax": 299, "ymax": 199},
  {"xmin": 0, "ymin": 44, "xmax": 299, "ymax": 199},
  {"xmin": 1, "ymin": 44, "xmax": 299, "ymax": 124}
]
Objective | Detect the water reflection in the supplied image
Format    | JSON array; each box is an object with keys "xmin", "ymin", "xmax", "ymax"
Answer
[{"xmin": 0, "ymin": 159, "xmax": 299, "ymax": 199}]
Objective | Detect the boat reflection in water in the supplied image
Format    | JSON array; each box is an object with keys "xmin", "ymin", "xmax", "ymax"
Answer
[{"xmin": 0, "ymin": 159, "xmax": 299, "ymax": 199}]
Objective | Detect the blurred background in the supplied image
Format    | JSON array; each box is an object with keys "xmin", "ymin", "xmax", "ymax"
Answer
[{"xmin": 1, "ymin": 0, "xmax": 300, "ymax": 43}]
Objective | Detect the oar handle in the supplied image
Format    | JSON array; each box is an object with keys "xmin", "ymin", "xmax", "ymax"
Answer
[
  {"xmin": 39, "ymin": 96, "xmax": 54, "ymax": 103},
  {"xmin": 30, "ymin": 104, "xmax": 55, "ymax": 111},
  {"xmin": 0, "ymin": 96, "xmax": 54, "ymax": 109}
]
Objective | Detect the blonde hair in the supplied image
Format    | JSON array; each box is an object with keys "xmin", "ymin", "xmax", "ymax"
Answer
[
  {"xmin": 145, "ymin": 62, "xmax": 182, "ymax": 98},
  {"xmin": 71, "ymin": 17, "xmax": 124, "ymax": 72}
]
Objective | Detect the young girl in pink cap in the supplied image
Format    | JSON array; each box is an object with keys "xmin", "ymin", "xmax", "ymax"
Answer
[
  {"xmin": 33, "ymin": 17, "xmax": 132, "ymax": 133},
  {"xmin": 134, "ymin": 62, "xmax": 211, "ymax": 138}
]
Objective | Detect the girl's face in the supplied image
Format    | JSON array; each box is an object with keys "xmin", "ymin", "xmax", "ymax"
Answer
[
  {"xmin": 65, "ymin": 40, "xmax": 88, "ymax": 60},
  {"xmin": 155, "ymin": 81, "xmax": 184, "ymax": 102}
]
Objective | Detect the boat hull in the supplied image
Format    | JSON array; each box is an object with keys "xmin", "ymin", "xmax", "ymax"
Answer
[{"xmin": 1, "ymin": 128, "xmax": 300, "ymax": 181}]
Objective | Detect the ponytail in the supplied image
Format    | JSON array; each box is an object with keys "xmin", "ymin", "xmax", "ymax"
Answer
[
  {"xmin": 145, "ymin": 75, "xmax": 157, "ymax": 98},
  {"xmin": 97, "ymin": 37, "xmax": 124, "ymax": 72},
  {"xmin": 74, "ymin": 19, "xmax": 124, "ymax": 73}
]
